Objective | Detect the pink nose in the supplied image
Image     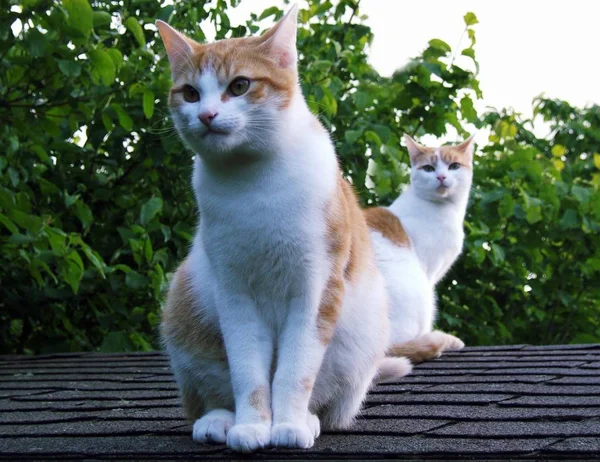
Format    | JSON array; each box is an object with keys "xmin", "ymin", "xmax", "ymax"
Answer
[
  {"xmin": 199, "ymin": 111, "xmax": 217, "ymax": 127},
  {"xmin": 437, "ymin": 175, "xmax": 446, "ymax": 182}
]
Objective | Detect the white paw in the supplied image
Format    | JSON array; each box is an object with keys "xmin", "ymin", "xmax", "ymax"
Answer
[
  {"xmin": 192, "ymin": 409, "xmax": 235, "ymax": 444},
  {"xmin": 271, "ymin": 422, "xmax": 314, "ymax": 449},
  {"xmin": 377, "ymin": 356, "xmax": 413, "ymax": 383},
  {"xmin": 307, "ymin": 413, "xmax": 321, "ymax": 439},
  {"xmin": 226, "ymin": 423, "xmax": 270, "ymax": 453}
]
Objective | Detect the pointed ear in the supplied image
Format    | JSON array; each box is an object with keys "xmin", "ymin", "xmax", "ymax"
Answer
[
  {"xmin": 259, "ymin": 4, "xmax": 298, "ymax": 69},
  {"xmin": 456, "ymin": 134, "xmax": 476, "ymax": 160},
  {"xmin": 403, "ymin": 134, "xmax": 425, "ymax": 162},
  {"xmin": 156, "ymin": 20, "xmax": 195, "ymax": 78}
]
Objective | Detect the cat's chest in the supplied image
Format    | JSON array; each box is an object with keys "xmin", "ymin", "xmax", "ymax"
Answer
[
  {"xmin": 200, "ymin": 185, "xmax": 328, "ymax": 295},
  {"xmin": 406, "ymin": 218, "xmax": 463, "ymax": 280}
]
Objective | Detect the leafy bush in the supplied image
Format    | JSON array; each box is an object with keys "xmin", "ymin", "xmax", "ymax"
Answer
[{"xmin": 1, "ymin": 0, "xmax": 598, "ymax": 353}]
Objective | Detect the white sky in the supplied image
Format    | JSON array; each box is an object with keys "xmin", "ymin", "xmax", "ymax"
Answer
[{"xmin": 228, "ymin": 0, "xmax": 600, "ymax": 123}]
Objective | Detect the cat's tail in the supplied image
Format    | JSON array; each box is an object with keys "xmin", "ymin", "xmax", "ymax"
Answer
[{"xmin": 388, "ymin": 330, "xmax": 465, "ymax": 364}]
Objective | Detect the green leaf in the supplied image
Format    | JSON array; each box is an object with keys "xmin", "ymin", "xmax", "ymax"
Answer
[
  {"xmin": 125, "ymin": 270, "xmax": 149, "ymax": 290},
  {"xmin": 0, "ymin": 213, "xmax": 18, "ymax": 234},
  {"xmin": 89, "ymin": 49, "xmax": 116, "ymax": 86},
  {"xmin": 93, "ymin": 11, "xmax": 112, "ymax": 28},
  {"xmin": 106, "ymin": 48, "xmax": 123, "ymax": 69},
  {"xmin": 140, "ymin": 197, "xmax": 163, "ymax": 226},
  {"xmin": 75, "ymin": 200, "xmax": 93, "ymax": 229},
  {"xmin": 428, "ymin": 39, "xmax": 451, "ymax": 53},
  {"xmin": 462, "ymin": 48, "xmax": 475, "ymax": 59},
  {"xmin": 111, "ymin": 103, "xmax": 133, "ymax": 131},
  {"xmin": 57, "ymin": 59, "xmax": 82, "ymax": 77},
  {"xmin": 144, "ymin": 237, "xmax": 153, "ymax": 263},
  {"xmin": 559, "ymin": 209, "xmax": 579, "ymax": 230},
  {"xmin": 63, "ymin": 0, "xmax": 93, "ymax": 38},
  {"xmin": 80, "ymin": 245, "xmax": 106, "ymax": 278},
  {"xmin": 345, "ymin": 129, "xmax": 362, "ymax": 144},
  {"xmin": 125, "ymin": 17, "xmax": 146, "ymax": 47},
  {"xmin": 143, "ymin": 89, "xmax": 155, "ymax": 119},
  {"xmin": 47, "ymin": 227, "xmax": 67, "ymax": 254},
  {"xmin": 498, "ymin": 195, "xmax": 515, "ymax": 219},
  {"xmin": 9, "ymin": 210, "xmax": 43, "ymax": 234},
  {"xmin": 460, "ymin": 95, "xmax": 477, "ymax": 123},
  {"xmin": 491, "ymin": 244, "xmax": 505, "ymax": 263},
  {"xmin": 259, "ymin": 6, "xmax": 281, "ymax": 20},
  {"xmin": 353, "ymin": 91, "xmax": 372, "ymax": 111},
  {"xmin": 61, "ymin": 250, "xmax": 84, "ymax": 293},
  {"xmin": 593, "ymin": 153, "xmax": 600, "ymax": 169},
  {"xmin": 100, "ymin": 331, "xmax": 133, "ymax": 352},
  {"xmin": 526, "ymin": 205, "xmax": 542, "ymax": 224},
  {"xmin": 464, "ymin": 12, "xmax": 479, "ymax": 26}
]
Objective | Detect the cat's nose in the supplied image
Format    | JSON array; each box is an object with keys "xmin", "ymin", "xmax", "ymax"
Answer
[
  {"xmin": 198, "ymin": 111, "xmax": 218, "ymax": 127},
  {"xmin": 437, "ymin": 175, "xmax": 446, "ymax": 182}
]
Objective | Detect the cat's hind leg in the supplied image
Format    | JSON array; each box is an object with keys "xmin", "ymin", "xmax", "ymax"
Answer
[{"xmin": 162, "ymin": 261, "xmax": 235, "ymax": 445}]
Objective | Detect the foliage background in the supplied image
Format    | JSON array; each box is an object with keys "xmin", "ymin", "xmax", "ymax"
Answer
[{"xmin": 1, "ymin": 0, "xmax": 599, "ymax": 354}]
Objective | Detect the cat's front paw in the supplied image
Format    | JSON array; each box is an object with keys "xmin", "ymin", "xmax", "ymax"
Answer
[
  {"xmin": 192, "ymin": 409, "xmax": 235, "ymax": 444},
  {"xmin": 271, "ymin": 422, "xmax": 314, "ymax": 449},
  {"xmin": 307, "ymin": 413, "xmax": 321, "ymax": 439},
  {"xmin": 226, "ymin": 423, "xmax": 270, "ymax": 453}
]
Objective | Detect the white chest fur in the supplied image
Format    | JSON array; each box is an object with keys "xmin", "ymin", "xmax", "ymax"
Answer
[
  {"xmin": 390, "ymin": 187, "xmax": 467, "ymax": 284},
  {"xmin": 191, "ymin": 104, "xmax": 338, "ymax": 315}
]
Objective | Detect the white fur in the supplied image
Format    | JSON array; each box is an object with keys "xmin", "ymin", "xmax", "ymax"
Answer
[
  {"xmin": 162, "ymin": 9, "xmax": 391, "ymax": 452},
  {"xmin": 373, "ymin": 142, "xmax": 473, "ymax": 346}
]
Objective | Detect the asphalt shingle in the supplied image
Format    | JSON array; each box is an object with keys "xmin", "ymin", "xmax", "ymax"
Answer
[{"xmin": 0, "ymin": 344, "xmax": 598, "ymax": 460}]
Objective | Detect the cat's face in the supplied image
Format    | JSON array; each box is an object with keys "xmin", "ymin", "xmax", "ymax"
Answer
[
  {"xmin": 156, "ymin": 7, "xmax": 298, "ymax": 160},
  {"xmin": 405, "ymin": 135, "xmax": 475, "ymax": 202}
]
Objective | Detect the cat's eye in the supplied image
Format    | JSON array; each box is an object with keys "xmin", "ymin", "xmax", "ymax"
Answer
[
  {"xmin": 448, "ymin": 162, "xmax": 461, "ymax": 170},
  {"xmin": 183, "ymin": 85, "xmax": 200, "ymax": 103},
  {"xmin": 228, "ymin": 77, "xmax": 250, "ymax": 97},
  {"xmin": 421, "ymin": 165, "xmax": 435, "ymax": 172}
]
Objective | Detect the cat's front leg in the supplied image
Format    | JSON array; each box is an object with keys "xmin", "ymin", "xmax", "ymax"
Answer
[
  {"xmin": 217, "ymin": 293, "xmax": 273, "ymax": 453},
  {"xmin": 270, "ymin": 278, "xmax": 342, "ymax": 449}
]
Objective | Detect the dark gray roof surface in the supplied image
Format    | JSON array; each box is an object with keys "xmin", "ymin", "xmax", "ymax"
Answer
[{"xmin": 1, "ymin": 344, "xmax": 599, "ymax": 460}]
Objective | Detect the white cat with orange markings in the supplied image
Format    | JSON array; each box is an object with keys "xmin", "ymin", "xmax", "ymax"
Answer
[
  {"xmin": 156, "ymin": 6, "xmax": 410, "ymax": 453},
  {"xmin": 366, "ymin": 135, "xmax": 474, "ymax": 377}
]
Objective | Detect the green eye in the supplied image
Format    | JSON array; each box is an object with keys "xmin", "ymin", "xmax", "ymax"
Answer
[
  {"xmin": 421, "ymin": 165, "xmax": 435, "ymax": 172},
  {"xmin": 449, "ymin": 162, "xmax": 461, "ymax": 170},
  {"xmin": 228, "ymin": 77, "xmax": 250, "ymax": 96}
]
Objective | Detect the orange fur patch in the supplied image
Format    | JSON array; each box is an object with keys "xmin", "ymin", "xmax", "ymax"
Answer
[
  {"xmin": 317, "ymin": 175, "xmax": 374, "ymax": 344},
  {"xmin": 412, "ymin": 145, "xmax": 472, "ymax": 170},
  {"xmin": 180, "ymin": 384, "xmax": 205, "ymax": 422},
  {"xmin": 364, "ymin": 207, "xmax": 410, "ymax": 248},
  {"xmin": 161, "ymin": 261, "xmax": 226, "ymax": 359},
  {"xmin": 388, "ymin": 330, "xmax": 465, "ymax": 364},
  {"xmin": 168, "ymin": 32, "xmax": 296, "ymax": 110},
  {"xmin": 249, "ymin": 385, "xmax": 271, "ymax": 421},
  {"xmin": 161, "ymin": 261, "xmax": 230, "ymax": 422},
  {"xmin": 302, "ymin": 377, "xmax": 314, "ymax": 392}
]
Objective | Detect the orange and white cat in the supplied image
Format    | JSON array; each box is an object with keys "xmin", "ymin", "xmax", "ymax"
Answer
[
  {"xmin": 156, "ymin": 6, "xmax": 410, "ymax": 453},
  {"xmin": 367, "ymin": 135, "xmax": 473, "ymax": 377}
]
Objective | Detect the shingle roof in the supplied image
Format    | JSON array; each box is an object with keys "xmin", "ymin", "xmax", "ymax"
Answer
[{"xmin": 1, "ymin": 344, "xmax": 599, "ymax": 460}]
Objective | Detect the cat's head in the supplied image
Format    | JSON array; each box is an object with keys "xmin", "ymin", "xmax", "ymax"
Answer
[
  {"xmin": 156, "ymin": 6, "xmax": 298, "ymax": 160},
  {"xmin": 404, "ymin": 134, "xmax": 475, "ymax": 202}
]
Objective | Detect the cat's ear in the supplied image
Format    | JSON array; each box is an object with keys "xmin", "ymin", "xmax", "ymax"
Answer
[
  {"xmin": 403, "ymin": 134, "xmax": 426, "ymax": 162},
  {"xmin": 259, "ymin": 4, "xmax": 298, "ymax": 69},
  {"xmin": 455, "ymin": 134, "xmax": 476, "ymax": 161},
  {"xmin": 156, "ymin": 20, "xmax": 195, "ymax": 78}
]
